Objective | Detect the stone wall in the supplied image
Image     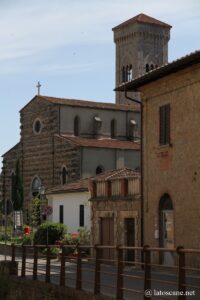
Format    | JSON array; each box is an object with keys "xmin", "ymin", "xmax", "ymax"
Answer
[
  {"xmin": 140, "ymin": 62, "xmax": 200, "ymax": 265},
  {"xmin": 2, "ymin": 277, "xmax": 113, "ymax": 300},
  {"xmin": 91, "ymin": 196, "xmax": 141, "ymax": 252}
]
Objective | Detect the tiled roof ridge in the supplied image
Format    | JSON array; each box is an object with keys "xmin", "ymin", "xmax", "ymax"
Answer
[
  {"xmin": 38, "ymin": 95, "xmax": 137, "ymax": 111},
  {"xmin": 56, "ymin": 134, "xmax": 140, "ymax": 150},
  {"xmin": 112, "ymin": 13, "xmax": 172, "ymax": 30},
  {"xmin": 93, "ymin": 167, "xmax": 140, "ymax": 181}
]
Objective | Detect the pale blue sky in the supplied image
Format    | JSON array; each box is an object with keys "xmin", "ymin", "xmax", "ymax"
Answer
[{"xmin": 0, "ymin": 0, "xmax": 200, "ymax": 168}]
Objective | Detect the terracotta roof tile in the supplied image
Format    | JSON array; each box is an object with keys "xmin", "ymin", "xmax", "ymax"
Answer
[
  {"xmin": 39, "ymin": 96, "xmax": 138, "ymax": 112},
  {"xmin": 47, "ymin": 178, "xmax": 89, "ymax": 194},
  {"xmin": 58, "ymin": 135, "xmax": 140, "ymax": 150},
  {"xmin": 112, "ymin": 13, "xmax": 171, "ymax": 30},
  {"xmin": 92, "ymin": 168, "xmax": 140, "ymax": 181}
]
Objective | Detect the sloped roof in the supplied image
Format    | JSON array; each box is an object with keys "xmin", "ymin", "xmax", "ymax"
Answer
[
  {"xmin": 2, "ymin": 142, "xmax": 21, "ymax": 158},
  {"xmin": 47, "ymin": 178, "xmax": 89, "ymax": 194},
  {"xmin": 112, "ymin": 13, "xmax": 171, "ymax": 30},
  {"xmin": 116, "ymin": 50, "xmax": 200, "ymax": 92},
  {"xmin": 20, "ymin": 95, "xmax": 138, "ymax": 112},
  {"xmin": 92, "ymin": 168, "xmax": 140, "ymax": 181},
  {"xmin": 58, "ymin": 135, "xmax": 140, "ymax": 150}
]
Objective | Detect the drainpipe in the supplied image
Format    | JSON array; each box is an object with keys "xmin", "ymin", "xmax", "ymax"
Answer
[{"xmin": 124, "ymin": 88, "xmax": 144, "ymax": 258}]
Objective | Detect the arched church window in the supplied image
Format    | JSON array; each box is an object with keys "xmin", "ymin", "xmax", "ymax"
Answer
[
  {"xmin": 126, "ymin": 65, "xmax": 129, "ymax": 81},
  {"xmin": 61, "ymin": 167, "xmax": 69, "ymax": 185},
  {"xmin": 129, "ymin": 120, "xmax": 138, "ymax": 141},
  {"xmin": 151, "ymin": 64, "xmax": 154, "ymax": 71},
  {"xmin": 146, "ymin": 64, "xmax": 149, "ymax": 73},
  {"xmin": 129, "ymin": 65, "xmax": 133, "ymax": 80},
  {"xmin": 122, "ymin": 67, "xmax": 126, "ymax": 83},
  {"xmin": 111, "ymin": 119, "xmax": 116, "ymax": 138},
  {"xmin": 74, "ymin": 116, "xmax": 80, "ymax": 136},
  {"xmin": 32, "ymin": 176, "xmax": 41, "ymax": 197},
  {"xmin": 96, "ymin": 165, "xmax": 104, "ymax": 175}
]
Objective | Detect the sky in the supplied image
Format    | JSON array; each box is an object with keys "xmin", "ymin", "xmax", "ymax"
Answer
[{"xmin": 0, "ymin": 0, "xmax": 200, "ymax": 169}]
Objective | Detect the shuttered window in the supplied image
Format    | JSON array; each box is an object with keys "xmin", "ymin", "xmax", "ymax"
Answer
[{"xmin": 159, "ymin": 104, "xmax": 170, "ymax": 145}]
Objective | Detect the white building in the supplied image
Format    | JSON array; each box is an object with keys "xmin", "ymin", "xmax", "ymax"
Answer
[{"xmin": 47, "ymin": 179, "xmax": 90, "ymax": 233}]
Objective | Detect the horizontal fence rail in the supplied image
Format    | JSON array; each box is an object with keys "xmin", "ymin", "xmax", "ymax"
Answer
[{"xmin": 1, "ymin": 244, "xmax": 199, "ymax": 300}]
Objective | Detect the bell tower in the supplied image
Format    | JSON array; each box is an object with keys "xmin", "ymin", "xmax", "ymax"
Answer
[{"xmin": 113, "ymin": 13, "xmax": 172, "ymax": 104}]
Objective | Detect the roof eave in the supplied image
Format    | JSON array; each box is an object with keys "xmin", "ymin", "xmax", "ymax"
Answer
[{"xmin": 115, "ymin": 51, "xmax": 200, "ymax": 92}]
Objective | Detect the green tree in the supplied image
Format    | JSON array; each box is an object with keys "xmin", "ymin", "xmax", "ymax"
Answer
[
  {"xmin": 31, "ymin": 197, "xmax": 41, "ymax": 227},
  {"xmin": 12, "ymin": 159, "xmax": 24, "ymax": 210}
]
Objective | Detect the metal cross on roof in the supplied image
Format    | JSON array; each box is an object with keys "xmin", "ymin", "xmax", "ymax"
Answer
[{"xmin": 36, "ymin": 81, "xmax": 42, "ymax": 95}]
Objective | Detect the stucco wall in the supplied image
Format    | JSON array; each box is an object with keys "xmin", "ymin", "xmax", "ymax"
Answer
[
  {"xmin": 48, "ymin": 191, "xmax": 91, "ymax": 232},
  {"xmin": 60, "ymin": 105, "xmax": 139, "ymax": 139},
  {"xmin": 81, "ymin": 148, "xmax": 140, "ymax": 178}
]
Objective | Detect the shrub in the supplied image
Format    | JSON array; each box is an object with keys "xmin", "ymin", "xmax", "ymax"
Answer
[
  {"xmin": 33, "ymin": 222, "xmax": 67, "ymax": 245},
  {"xmin": 22, "ymin": 235, "xmax": 32, "ymax": 245},
  {"xmin": 62, "ymin": 228, "xmax": 91, "ymax": 255}
]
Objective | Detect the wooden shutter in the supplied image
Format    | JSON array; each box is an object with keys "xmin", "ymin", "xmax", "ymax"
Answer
[
  {"xmin": 159, "ymin": 104, "xmax": 170, "ymax": 145},
  {"xmin": 165, "ymin": 104, "xmax": 170, "ymax": 144}
]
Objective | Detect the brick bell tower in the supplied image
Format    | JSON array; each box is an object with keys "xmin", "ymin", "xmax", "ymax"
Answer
[{"xmin": 113, "ymin": 13, "xmax": 172, "ymax": 104}]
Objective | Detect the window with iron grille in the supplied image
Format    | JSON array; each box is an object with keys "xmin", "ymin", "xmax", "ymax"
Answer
[{"xmin": 159, "ymin": 104, "xmax": 170, "ymax": 145}]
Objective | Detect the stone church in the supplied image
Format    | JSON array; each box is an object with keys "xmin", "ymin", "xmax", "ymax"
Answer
[{"xmin": 1, "ymin": 13, "xmax": 171, "ymax": 216}]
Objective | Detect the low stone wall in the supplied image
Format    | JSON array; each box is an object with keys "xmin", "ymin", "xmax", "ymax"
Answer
[{"xmin": 5, "ymin": 277, "xmax": 114, "ymax": 300}]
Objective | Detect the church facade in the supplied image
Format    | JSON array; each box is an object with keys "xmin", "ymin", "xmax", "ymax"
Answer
[
  {"xmin": 1, "ymin": 13, "xmax": 171, "ymax": 222},
  {"xmin": 2, "ymin": 95, "xmax": 140, "ymax": 213}
]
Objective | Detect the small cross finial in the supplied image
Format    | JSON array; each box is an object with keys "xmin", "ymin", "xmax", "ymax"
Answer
[{"xmin": 36, "ymin": 81, "xmax": 42, "ymax": 95}]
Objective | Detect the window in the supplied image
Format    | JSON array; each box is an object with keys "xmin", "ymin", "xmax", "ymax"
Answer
[
  {"xmin": 150, "ymin": 64, "xmax": 154, "ymax": 71},
  {"xmin": 122, "ymin": 65, "xmax": 133, "ymax": 82},
  {"xmin": 59, "ymin": 205, "xmax": 64, "ymax": 224},
  {"xmin": 74, "ymin": 116, "xmax": 80, "ymax": 136},
  {"xmin": 146, "ymin": 64, "xmax": 149, "ymax": 73},
  {"xmin": 111, "ymin": 119, "xmax": 116, "ymax": 138},
  {"xmin": 93, "ymin": 116, "xmax": 102, "ymax": 135},
  {"xmin": 61, "ymin": 167, "xmax": 68, "ymax": 185},
  {"xmin": 31, "ymin": 176, "xmax": 41, "ymax": 196},
  {"xmin": 159, "ymin": 104, "xmax": 170, "ymax": 145},
  {"xmin": 129, "ymin": 120, "xmax": 139, "ymax": 141},
  {"xmin": 96, "ymin": 165, "xmax": 104, "ymax": 175},
  {"xmin": 79, "ymin": 205, "xmax": 84, "ymax": 227},
  {"xmin": 122, "ymin": 67, "xmax": 126, "ymax": 83},
  {"xmin": 33, "ymin": 119, "xmax": 42, "ymax": 134}
]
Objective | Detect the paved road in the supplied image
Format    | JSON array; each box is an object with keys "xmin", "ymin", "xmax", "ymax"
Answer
[{"xmin": 0, "ymin": 255, "xmax": 199, "ymax": 299}]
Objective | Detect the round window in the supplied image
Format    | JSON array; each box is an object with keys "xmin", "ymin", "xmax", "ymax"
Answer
[{"xmin": 33, "ymin": 119, "xmax": 42, "ymax": 134}]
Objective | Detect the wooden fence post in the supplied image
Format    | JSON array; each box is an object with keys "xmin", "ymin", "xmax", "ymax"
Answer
[
  {"xmin": 177, "ymin": 246, "xmax": 186, "ymax": 300},
  {"xmin": 76, "ymin": 244, "xmax": 82, "ymax": 290},
  {"xmin": 45, "ymin": 246, "xmax": 51, "ymax": 283},
  {"xmin": 116, "ymin": 245, "xmax": 123, "ymax": 300},
  {"xmin": 33, "ymin": 246, "xmax": 38, "ymax": 280},
  {"xmin": 94, "ymin": 245, "xmax": 101, "ymax": 295},
  {"xmin": 60, "ymin": 246, "xmax": 66, "ymax": 286},
  {"xmin": 144, "ymin": 245, "xmax": 151, "ymax": 300},
  {"xmin": 11, "ymin": 243, "xmax": 15, "ymax": 263},
  {"xmin": 21, "ymin": 245, "xmax": 26, "ymax": 277}
]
